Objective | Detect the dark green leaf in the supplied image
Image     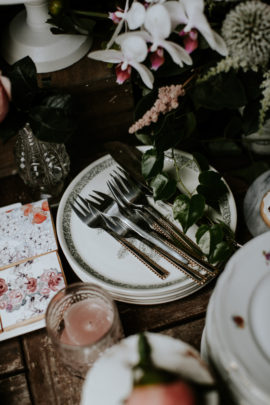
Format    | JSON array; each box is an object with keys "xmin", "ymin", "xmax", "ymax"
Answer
[
  {"xmin": 209, "ymin": 241, "xmax": 233, "ymax": 264},
  {"xmin": 135, "ymin": 133, "xmax": 154, "ymax": 146},
  {"xmin": 8, "ymin": 56, "xmax": 38, "ymax": 110},
  {"xmin": 154, "ymin": 112, "xmax": 196, "ymax": 153},
  {"xmin": 224, "ymin": 115, "xmax": 243, "ymax": 139},
  {"xmin": 197, "ymin": 170, "xmax": 228, "ymax": 210},
  {"xmin": 141, "ymin": 149, "xmax": 164, "ymax": 179},
  {"xmin": 150, "ymin": 173, "xmax": 177, "ymax": 201},
  {"xmin": 191, "ymin": 71, "xmax": 247, "ymax": 110},
  {"xmin": 173, "ymin": 194, "xmax": 205, "ymax": 233},
  {"xmin": 28, "ymin": 106, "xmax": 76, "ymax": 143},
  {"xmin": 196, "ymin": 225, "xmax": 211, "ymax": 255},
  {"xmin": 242, "ymin": 99, "xmax": 260, "ymax": 135},
  {"xmin": 192, "ymin": 152, "xmax": 209, "ymax": 171}
]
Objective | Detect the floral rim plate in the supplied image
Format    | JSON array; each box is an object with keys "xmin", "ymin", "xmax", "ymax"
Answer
[
  {"xmin": 211, "ymin": 231, "xmax": 270, "ymax": 401},
  {"xmin": 56, "ymin": 147, "xmax": 237, "ymax": 304},
  {"xmin": 80, "ymin": 332, "xmax": 218, "ymax": 405}
]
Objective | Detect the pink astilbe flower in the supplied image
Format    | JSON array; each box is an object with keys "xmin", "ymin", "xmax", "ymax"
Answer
[{"xmin": 129, "ymin": 84, "xmax": 185, "ymax": 133}]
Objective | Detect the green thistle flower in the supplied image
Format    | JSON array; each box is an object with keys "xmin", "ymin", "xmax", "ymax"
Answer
[{"xmin": 221, "ymin": 1, "xmax": 270, "ymax": 70}]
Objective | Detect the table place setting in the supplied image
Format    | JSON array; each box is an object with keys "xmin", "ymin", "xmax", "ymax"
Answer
[{"xmin": 56, "ymin": 146, "xmax": 237, "ymax": 305}]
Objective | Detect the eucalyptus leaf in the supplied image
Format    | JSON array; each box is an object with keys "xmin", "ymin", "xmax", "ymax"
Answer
[
  {"xmin": 150, "ymin": 173, "xmax": 177, "ymax": 201},
  {"xmin": 141, "ymin": 149, "xmax": 164, "ymax": 179},
  {"xmin": 173, "ymin": 194, "xmax": 205, "ymax": 233}
]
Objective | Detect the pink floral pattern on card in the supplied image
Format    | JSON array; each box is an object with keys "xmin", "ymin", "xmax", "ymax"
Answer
[
  {"xmin": 0, "ymin": 252, "xmax": 65, "ymax": 330},
  {"xmin": 0, "ymin": 200, "xmax": 57, "ymax": 269}
]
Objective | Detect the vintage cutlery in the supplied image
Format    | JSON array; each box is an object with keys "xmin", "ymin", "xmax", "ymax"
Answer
[
  {"xmin": 70, "ymin": 198, "xmax": 170, "ymax": 280},
  {"xmin": 106, "ymin": 180, "xmax": 218, "ymax": 276},
  {"xmin": 110, "ymin": 167, "xmax": 205, "ymax": 259},
  {"xmin": 82, "ymin": 194, "xmax": 213, "ymax": 283}
]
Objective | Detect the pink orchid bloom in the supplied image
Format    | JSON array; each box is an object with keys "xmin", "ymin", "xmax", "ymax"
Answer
[
  {"xmin": 89, "ymin": 34, "xmax": 154, "ymax": 89},
  {"xmin": 180, "ymin": 29, "xmax": 198, "ymax": 54},
  {"xmin": 150, "ymin": 47, "xmax": 165, "ymax": 70},
  {"xmin": 108, "ymin": 8, "xmax": 123, "ymax": 25},
  {"xmin": 0, "ymin": 73, "xmax": 11, "ymax": 123},
  {"xmin": 107, "ymin": 0, "xmax": 146, "ymax": 49},
  {"xmin": 115, "ymin": 63, "xmax": 132, "ymax": 84}
]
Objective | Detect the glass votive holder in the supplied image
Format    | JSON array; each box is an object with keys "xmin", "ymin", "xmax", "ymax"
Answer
[{"xmin": 45, "ymin": 282, "xmax": 123, "ymax": 378}]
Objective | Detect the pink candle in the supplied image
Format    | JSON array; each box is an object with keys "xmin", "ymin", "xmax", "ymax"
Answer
[{"xmin": 60, "ymin": 298, "xmax": 113, "ymax": 346}]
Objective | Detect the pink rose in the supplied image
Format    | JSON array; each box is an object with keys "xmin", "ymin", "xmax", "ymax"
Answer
[
  {"xmin": 126, "ymin": 381, "xmax": 197, "ymax": 405},
  {"xmin": 26, "ymin": 277, "xmax": 37, "ymax": 293},
  {"xmin": 0, "ymin": 73, "xmax": 11, "ymax": 123},
  {"xmin": 0, "ymin": 300, "xmax": 6, "ymax": 310},
  {"xmin": 8, "ymin": 289, "xmax": 24, "ymax": 306},
  {"xmin": 41, "ymin": 269, "xmax": 58, "ymax": 283},
  {"xmin": 0, "ymin": 278, "xmax": 8, "ymax": 296},
  {"xmin": 48, "ymin": 274, "xmax": 64, "ymax": 292},
  {"xmin": 39, "ymin": 286, "xmax": 51, "ymax": 296}
]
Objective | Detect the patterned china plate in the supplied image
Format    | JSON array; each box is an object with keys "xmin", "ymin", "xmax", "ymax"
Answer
[{"xmin": 56, "ymin": 147, "xmax": 237, "ymax": 304}]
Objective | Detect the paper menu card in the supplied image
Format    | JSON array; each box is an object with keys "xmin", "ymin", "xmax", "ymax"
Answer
[{"xmin": 0, "ymin": 200, "xmax": 66, "ymax": 337}]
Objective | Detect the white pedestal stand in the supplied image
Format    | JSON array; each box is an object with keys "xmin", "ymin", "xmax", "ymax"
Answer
[{"xmin": 1, "ymin": 0, "xmax": 92, "ymax": 73}]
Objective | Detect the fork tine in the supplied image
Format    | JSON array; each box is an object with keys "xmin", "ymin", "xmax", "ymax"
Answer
[
  {"xmin": 107, "ymin": 180, "xmax": 126, "ymax": 209},
  {"xmin": 110, "ymin": 173, "xmax": 130, "ymax": 195},
  {"xmin": 70, "ymin": 201, "xmax": 87, "ymax": 220},
  {"xmin": 76, "ymin": 195, "xmax": 90, "ymax": 211}
]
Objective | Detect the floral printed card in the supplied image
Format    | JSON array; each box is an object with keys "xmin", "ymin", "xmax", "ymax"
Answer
[
  {"xmin": 0, "ymin": 200, "xmax": 57, "ymax": 270},
  {"xmin": 0, "ymin": 251, "xmax": 66, "ymax": 332}
]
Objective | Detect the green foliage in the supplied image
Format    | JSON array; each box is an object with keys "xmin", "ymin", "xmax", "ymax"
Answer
[
  {"xmin": 173, "ymin": 194, "xmax": 205, "ymax": 233},
  {"xmin": 150, "ymin": 173, "xmax": 177, "ymax": 201},
  {"xmin": 141, "ymin": 148, "xmax": 164, "ymax": 179},
  {"xmin": 191, "ymin": 71, "xmax": 247, "ymax": 110},
  {"xmin": 196, "ymin": 223, "xmax": 234, "ymax": 264},
  {"xmin": 0, "ymin": 56, "xmax": 76, "ymax": 144},
  {"xmin": 197, "ymin": 170, "xmax": 228, "ymax": 211}
]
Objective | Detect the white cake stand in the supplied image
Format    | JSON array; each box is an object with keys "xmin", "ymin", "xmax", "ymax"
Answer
[{"xmin": 0, "ymin": 0, "xmax": 92, "ymax": 73}]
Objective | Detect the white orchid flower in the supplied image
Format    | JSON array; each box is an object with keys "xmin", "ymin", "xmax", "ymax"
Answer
[
  {"xmin": 163, "ymin": 1, "xmax": 188, "ymax": 30},
  {"xmin": 88, "ymin": 34, "xmax": 154, "ymax": 89},
  {"xmin": 181, "ymin": 0, "xmax": 228, "ymax": 56},
  {"xmin": 143, "ymin": 4, "xmax": 192, "ymax": 67},
  {"xmin": 107, "ymin": 0, "xmax": 146, "ymax": 48}
]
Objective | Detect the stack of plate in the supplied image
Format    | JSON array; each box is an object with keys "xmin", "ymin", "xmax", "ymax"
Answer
[
  {"xmin": 201, "ymin": 231, "xmax": 270, "ymax": 405},
  {"xmin": 56, "ymin": 148, "xmax": 237, "ymax": 305}
]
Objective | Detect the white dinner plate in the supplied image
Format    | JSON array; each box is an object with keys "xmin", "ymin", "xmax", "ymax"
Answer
[
  {"xmin": 81, "ymin": 332, "xmax": 219, "ymax": 405},
  {"xmin": 56, "ymin": 147, "xmax": 237, "ymax": 304},
  {"xmin": 212, "ymin": 232, "xmax": 270, "ymax": 403}
]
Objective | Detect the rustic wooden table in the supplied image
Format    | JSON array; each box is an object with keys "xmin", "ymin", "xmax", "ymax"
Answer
[{"xmin": 0, "ymin": 51, "xmax": 261, "ymax": 405}]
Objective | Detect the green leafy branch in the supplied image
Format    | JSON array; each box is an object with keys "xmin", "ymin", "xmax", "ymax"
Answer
[{"xmin": 141, "ymin": 147, "xmax": 236, "ymax": 265}]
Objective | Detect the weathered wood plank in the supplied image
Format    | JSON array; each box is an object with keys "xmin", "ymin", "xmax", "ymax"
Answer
[
  {"xmin": 160, "ymin": 317, "xmax": 206, "ymax": 352},
  {"xmin": 0, "ymin": 373, "xmax": 32, "ymax": 405},
  {"xmin": 0, "ymin": 338, "xmax": 24, "ymax": 376},
  {"xmin": 23, "ymin": 329, "xmax": 83, "ymax": 405},
  {"xmin": 118, "ymin": 282, "xmax": 214, "ymax": 336}
]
